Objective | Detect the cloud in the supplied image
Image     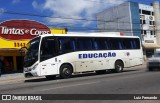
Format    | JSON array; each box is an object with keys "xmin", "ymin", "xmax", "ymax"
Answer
[
  {"xmin": 12, "ymin": 0, "xmax": 21, "ymax": 4},
  {"xmin": 0, "ymin": 8, "xmax": 5, "ymax": 16},
  {"xmin": 32, "ymin": 0, "xmax": 126, "ymax": 26}
]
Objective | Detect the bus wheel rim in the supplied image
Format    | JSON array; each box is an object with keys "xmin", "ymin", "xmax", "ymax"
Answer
[{"xmin": 63, "ymin": 67, "xmax": 70, "ymax": 75}]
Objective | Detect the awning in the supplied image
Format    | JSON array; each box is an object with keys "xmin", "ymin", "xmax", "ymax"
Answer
[{"xmin": 142, "ymin": 43, "xmax": 160, "ymax": 49}]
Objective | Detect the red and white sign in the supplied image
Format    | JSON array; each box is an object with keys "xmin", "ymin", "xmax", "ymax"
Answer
[{"xmin": 0, "ymin": 20, "xmax": 51, "ymax": 40}]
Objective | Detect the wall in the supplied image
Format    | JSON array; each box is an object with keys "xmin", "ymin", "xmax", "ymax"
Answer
[
  {"xmin": 130, "ymin": 2, "xmax": 141, "ymax": 40},
  {"xmin": 97, "ymin": 2, "xmax": 133, "ymax": 36}
]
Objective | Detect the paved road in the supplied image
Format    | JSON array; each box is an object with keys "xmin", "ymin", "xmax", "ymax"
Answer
[{"xmin": 0, "ymin": 64, "xmax": 160, "ymax": 103}]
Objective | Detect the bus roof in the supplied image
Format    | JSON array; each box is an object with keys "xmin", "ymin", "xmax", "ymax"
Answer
[{"xmin": 39, "ymin": 33, "xmax": 139, "ymax": 38}]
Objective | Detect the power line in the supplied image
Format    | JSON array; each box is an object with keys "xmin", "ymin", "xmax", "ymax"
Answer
[
  {"xmin": 0, "ymin": 10, "xmax": 149, "ymax": 25},
  {"xmin": 0, "ymin": 18, "xmax": 156, "ymax": 32}
]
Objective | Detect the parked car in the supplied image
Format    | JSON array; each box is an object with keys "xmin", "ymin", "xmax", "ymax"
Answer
[{"xmin": 147, "ymin": 51, "xmax": 160, "ymax": 71}]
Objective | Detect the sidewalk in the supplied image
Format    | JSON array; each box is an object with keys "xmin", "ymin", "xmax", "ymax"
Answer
[
  {"xmin": 0, "ymin": 73, "xmax": 24, "ymax": 81},
  {"xmin": 0, "ymin": 72, "xmax": 46, "ymax": 85}
]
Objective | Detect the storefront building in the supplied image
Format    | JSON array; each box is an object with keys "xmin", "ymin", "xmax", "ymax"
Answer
[{"xmin": 0, "ymin": 20, "xmax": 66, "ymax": 74}]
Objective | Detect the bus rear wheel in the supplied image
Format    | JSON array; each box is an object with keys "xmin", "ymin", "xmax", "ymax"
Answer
[
  {"xmin": 113, "ymin": 61, "xmax": 123, "ymax": 73},
  {"xmin": 60, "ymin": 64, "xmax": 73, "ymax": 79}
]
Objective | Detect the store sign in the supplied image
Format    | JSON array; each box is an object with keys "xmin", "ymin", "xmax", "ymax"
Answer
[
  {"xmin": 0, "ymin": 20, "xmax": 51, "ymax": 40},
  {"xmin": 1, "ymin": 26, "xmax": 50, "ymax": 36},
  {"xmin": 145, "ymin": 40, "xmax": 154, "ymax": 43},
  {"xmin": 0, "ymin": 20, "xmax": 51, "ymax": 48}
]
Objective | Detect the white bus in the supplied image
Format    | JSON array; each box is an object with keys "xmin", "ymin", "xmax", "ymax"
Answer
[{"xmin": 23, "ymin": 33, "xmax": 143, "ymax": 79}]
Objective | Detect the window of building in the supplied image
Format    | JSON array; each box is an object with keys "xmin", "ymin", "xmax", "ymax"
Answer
[
  {"xmin": 141, "ymin": 30, "xmax": 143, "ymax": 34},
  {"xmin": 153, "ymin": 21, "xmax": 155, "ymax": 25},
  {"xmin": 151, "ymin": 31, "xmax": 153, "ymax": 35},
  {"xmin": 150, "ymin": 21, "xmax": 153, "ymax": 25},
  {"xmin": 142, "ymin": 10, "xmax": 151, "ymax": 15},
  {"xmin": 144, "ymin": 30, "xmax": 147, "ymax": 35},
  {"xmin": 143, "ymin": 20, "xmax": 146, "ymax": 24},
  {"xmin": 140, "ymin": 19, "xmax": 143, "ymax": 24},
  {"xmin": 139, "ymin": 9, "xmax": 142, "ymax": 14},
  {"xmin": 150, "ymin": 21, "xmax": 155, "ymax": 25},
  {"xmin": 153, "ymin": 31, "xmax": 155, "ymax": 35}
]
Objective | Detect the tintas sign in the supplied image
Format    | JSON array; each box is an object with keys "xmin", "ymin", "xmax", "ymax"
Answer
[{"xmin": 0, "ymin": 20, "xmax": 51, "ymax": 48}]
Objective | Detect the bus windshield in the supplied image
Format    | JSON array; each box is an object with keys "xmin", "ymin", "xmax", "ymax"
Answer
[{"xmin": 24, "ymin": 37, "xmax": 40, "ymax": 67}]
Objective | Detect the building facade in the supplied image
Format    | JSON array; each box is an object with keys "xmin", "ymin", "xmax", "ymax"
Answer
[{"xmin": 96, "ymin": 1, "xmax": 160, "ymax": 58}]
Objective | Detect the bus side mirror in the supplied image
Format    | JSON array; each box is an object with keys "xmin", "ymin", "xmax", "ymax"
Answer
[{"xmin": 19, "ymin": 46, "xmax": 28, "ymax": 56}]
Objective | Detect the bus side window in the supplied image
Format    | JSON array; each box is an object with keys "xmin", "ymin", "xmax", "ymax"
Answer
[
  {"xmin": 135, "ymin": 39, "xmax": 140, "ymax": 49},
  {"xmin": 54, "ymin": 39, "xmax": 60, "ymax": 53},
  {"xmin": 84, "ymin": 38, "xmax": 92, "ymax": 50},
  {"xmin": 130, "ymin": 39, "xmax": 136, "ymax": 49},
  {"xmin": 77, "ymin": 39, "xmax": 83, "ymax": 50},
  {"xmin": 70, "ymin": 39, "xmax": 76, "ymax": 51},
  {"xmin": 94, "ymin": 38, "xmax": 109, "ymax": 50},
  {"xmin": 40, "ymin": 38, "xmax": 49, "ymax": 55},
  {"xmin": 130, "ymin": 39, "xmax": 140, "ymax": 49},
  {"xmin": 122, "ymin": 39, "xmax": 132, "ymax": 49},
  {"xmin": 104, "ymin": 40, "xmax": 110, "ymax": 50},
  {"xmin": 58, "ymin": 38, "xmax": 76, "ymax": 53},
  {"xmin": 93, "ymin": 40, "xmax": 99, "ymax": 50},
  {"xmin": 110, "ymin": 38, "xmax": 122, "ymax": 50},
  {"xmin": 40, "ymin": 37, "xmax": 55, "ymax": 62},
  {"xmin": 77, "ymin": 38, "xmax": 93, "ymax": 51},
  {"xmin": 118, "ymin": 41, "xmax": 123, "ymax": 49}
]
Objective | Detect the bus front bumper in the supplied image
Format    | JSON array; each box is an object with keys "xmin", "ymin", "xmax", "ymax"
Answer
[{"xmin": 24, "ymin": 68, "xmax": 39, "ymax": 78}]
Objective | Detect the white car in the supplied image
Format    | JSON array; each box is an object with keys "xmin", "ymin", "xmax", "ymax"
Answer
[{"xmin": 147, "ymin": 51, "xmax": 160, "ymax": 71}]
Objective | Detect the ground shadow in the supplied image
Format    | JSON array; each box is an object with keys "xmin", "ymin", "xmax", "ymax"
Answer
[
  {"xmin": 24, "ymin": 69, "xmax": 140, "ymax": 83},
  {"xmin": 24, "ymin": 78, "xmax": 50, "ymax": 82}
]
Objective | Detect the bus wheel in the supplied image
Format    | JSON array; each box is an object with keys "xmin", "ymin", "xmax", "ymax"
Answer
[
  {"xmin": 113, "ymin": 61, "xmax": 123, "ymax": 73},
  {"xmin": 60, "ymin": 64, "xmax": 73, "ymax": 79},
  {"xmin": 45, "ymin": 75, "xmax": 56, "ymax": 80}
]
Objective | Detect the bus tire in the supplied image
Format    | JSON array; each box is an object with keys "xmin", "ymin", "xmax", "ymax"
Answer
[
  {"xmin": 113, "ymin": 61, "xmax": 123, "ymax": 73},
  {"xmin": 45, "ymin": 75, "xmax": 56, "ymax": 80},
  {"xmin": 60, "ymin": 64, "xmax": 73, "ymax": 79}
]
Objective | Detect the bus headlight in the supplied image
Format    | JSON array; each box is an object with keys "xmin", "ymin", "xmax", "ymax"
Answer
[{"xmin": 32, "ymin": 64, "xmax": 38, "ymax": 70}]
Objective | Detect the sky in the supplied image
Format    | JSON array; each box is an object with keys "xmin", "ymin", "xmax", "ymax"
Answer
[{"xmin": 0, "ymin": 0, "xmax": 159, "ymax": 32}]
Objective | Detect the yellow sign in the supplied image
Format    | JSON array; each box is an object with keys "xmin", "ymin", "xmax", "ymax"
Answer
[
  {"xmin": 0, "ymin": 38, "xmax": 29, "ymax": 49},
  {"xmin": 50, "ymin": 28, "xmax": 67, "ymax": 34}
]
